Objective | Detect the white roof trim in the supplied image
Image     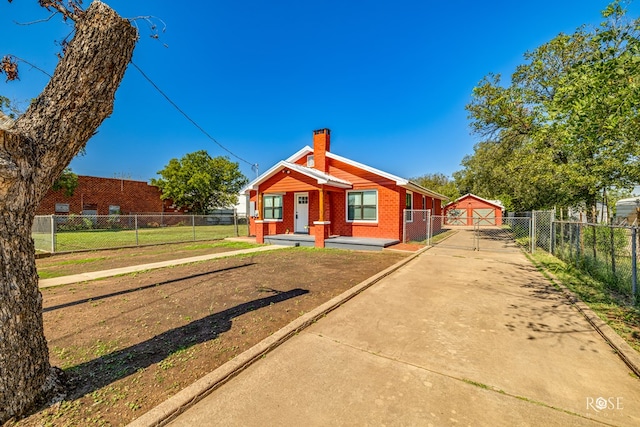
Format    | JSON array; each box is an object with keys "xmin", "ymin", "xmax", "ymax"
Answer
[
  {"xmin": 326, "ymin": 151, "xmax": 408, "ymax": 185},
  {"xmin": 444, "ymin": 193, "xmax": 504, "ymax": 209},
  {"xmin": 285, "ymin": 162, "xmax": 352, "ymax": 188},
  {"xmin": 285, "ymin": 145, "xmax": 313, "ymax": 163},
  {"xmin": 243, "ymin": 160, "xmax": 352, "ymax": 193},
  {"xmin": 244, "ymin": 145, "xmax": 447, "ymax": 200},
  {"xmin": 326, "ymin": 151, "xmax": 447, "ymax": 199},
  {"xmin": 404, "ymin": 182, "xmax": 449, "ymax": 201}
]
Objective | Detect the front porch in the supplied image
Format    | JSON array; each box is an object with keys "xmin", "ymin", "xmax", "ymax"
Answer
[{"xmin": 263, "ymin": 234, "xmax": 399, "ymax": 251}]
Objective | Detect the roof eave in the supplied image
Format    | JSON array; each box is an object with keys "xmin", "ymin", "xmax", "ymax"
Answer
[{"xmin": 403, "ymin": 182, "xmax": 449, "ymax": 201}]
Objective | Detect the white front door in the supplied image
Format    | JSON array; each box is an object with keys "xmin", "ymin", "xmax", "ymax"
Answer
[{"xmin": 295, "ymin": 192, "xmax": 309, "ymax": 233}]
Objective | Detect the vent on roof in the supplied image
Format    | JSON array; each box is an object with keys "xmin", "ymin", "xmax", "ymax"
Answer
[{"xmin": 307, "ymin": 155, "xmax": 315, "ymax": 168}]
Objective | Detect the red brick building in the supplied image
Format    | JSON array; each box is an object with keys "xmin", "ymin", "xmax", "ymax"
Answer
[
  {"xmin": 36, "ymin": 175, "xmax": 182, "ymax": 215},
  {"xmin": 245, "ymin": 129, "xmax": 446, "ymax": 248}
]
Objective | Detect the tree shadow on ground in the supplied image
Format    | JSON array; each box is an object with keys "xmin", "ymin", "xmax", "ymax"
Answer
[
  {"xmin": 42, "ymin": 263, "xmax": 256, "ymax": 313},
  {"xmin": 62, "ymin": 287, "xmax": 309, "ymax": 399}
]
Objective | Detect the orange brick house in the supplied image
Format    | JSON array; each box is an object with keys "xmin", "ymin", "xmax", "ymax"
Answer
[{"xmin": 245, "ymin": 129, "xmax": 447, "ymax": 249}]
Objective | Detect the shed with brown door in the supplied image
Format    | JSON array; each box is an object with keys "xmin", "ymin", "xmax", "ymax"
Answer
[{"xmin": 443, "ymin": 193, "xmax": 504, "ymax": 226}]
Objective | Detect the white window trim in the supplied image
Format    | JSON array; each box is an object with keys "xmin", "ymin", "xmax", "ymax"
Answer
[
  {"xmin": 346, "ymin": 189, "xmax": 378, "ymax": 223},
  {"xmin": 406, "ymin": 191, "xmax": 413, "ymax": 223},
  {"xmin": 263, "ymin": 194, "xmax": 284, "ymax": 221}
]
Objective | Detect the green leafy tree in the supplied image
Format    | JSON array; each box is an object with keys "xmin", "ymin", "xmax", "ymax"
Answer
[
  {"xmin": 460, "ymin": 1, "xmax": 640, "ymax": 219},
  {"xmin": 0, "ymin": 95, "xmax": 19, "ymax": 119},
  {"xmin": 152, "ymin": 150, "xmax": 248, "ymax": 214},
  {"xmin": 51, "ymin": 167, "xmax": 79, "ymax": 196},
  {"xmin": 412, "ymin": 172, "xmax": 460, "ymax": 200}
]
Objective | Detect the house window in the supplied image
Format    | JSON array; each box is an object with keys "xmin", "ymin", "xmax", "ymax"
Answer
[
  {"xmin": 263, "ymin": 195, "xmax": 283, "ymax": 220},
  {"xmin": 347, "ymin": 190, "xmax": 377, "ymax": 222},
  {"xmin": 55, "ymin": 203, "xmax": 70, "ymax": 214},
  {"xmin": 109, "ymin": 205, "xmax": 121, "ymax": 215},
  {"xmin": 307, "ymin": 155, "xmax": 315, "ymax": 168},
  {"xmin": 405, "ymin": 191, "xmax": 413, "ymax": 222}
]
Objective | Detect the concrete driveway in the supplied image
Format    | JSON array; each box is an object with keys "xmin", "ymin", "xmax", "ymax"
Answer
[{"xmin": 145, "ymin": 232, "xmax": 640, "ymax": 426}]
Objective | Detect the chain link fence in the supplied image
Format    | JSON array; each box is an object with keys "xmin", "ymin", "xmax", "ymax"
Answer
[
  {"xmin": 553, "ymin": 221, "xmax": 638, "ymax": 298},
  {"xmin": 32, "ymin": 212, "xmax": 249, "ymax": 253},
  {"xmin": 525, "ymin": 210, "xmax": 638, "ymax": 300},
  {"xmin": 401, "ymin": 206, "xmax": 638, "ymax": 300},
  {"xmin": 402, "ymin": 209, "xmax": 431, "ymax": 243},
  {"xmin": 474, "ymin": 217, "xmax": 533, "ymax": 252},
  {"xmin": 407, "ymin": 213, "xmax": 533, "ymax": 252}
]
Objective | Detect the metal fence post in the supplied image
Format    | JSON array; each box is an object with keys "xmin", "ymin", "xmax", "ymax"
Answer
[
  {"xmin": 426, "ymin": 210, "xmax": 431, "ymax": 246},
  {"xmin": 549, "ymin": 209, "xmax": 555, "ymax": 253},
  {"xmin": 530, "ymin": 215, "xmax": 534, "ymax": 253},
  {"xmin": 531, "ymin": 213, "xmax": 536, "ymax": 253},
  {"xmin": 50, "ymin": 215, "xmax": 56, "ymax": 253},
  {"xmin": 192, "ymin": 215, "xmax": 196, "ymax": 241},
  {"xmin": 609, "ymin": 219, "xmax": 616, "ymax": 274},
  {"xmin": 550, "ymin": 219, "xmax": 556, "ymax": 255},
  {"xmin": 234, "ymin": 209, "xmax": 239, "ymax": 237},
  {"xmin": 402, "ymin": 209, "xmax": 407, "ymax": 243},
  {"xmin": 632, "ymin": 226, "xmax": 637, "ymax": 299},
  {"xmin": 135, "ymin": 215, "xmax": 139, "ymax": 246}
]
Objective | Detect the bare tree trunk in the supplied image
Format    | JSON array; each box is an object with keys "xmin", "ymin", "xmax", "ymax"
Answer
[{"xmin": 0, "ymin": 2, "xmax": 136, "ymax": 422}]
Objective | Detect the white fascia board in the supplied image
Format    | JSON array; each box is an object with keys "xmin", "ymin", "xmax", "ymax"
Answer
[
  {"xmin": 326, "ymin": 152, "xmax": 408, "ymax": 185},
  {"xmin": 405, "ymin": 182, "xmax": 449, "ymax": 201},
  {"xmin": 285, "ymin": 146, "xmax": 313, "ymax": 163},
  {"xmin": 242, "ymin": 160, "xmax": 288, "ymax": 193},
  {"xmin": 242, "ymin": 160, "xmax": 353, "ymax": 194},
  {"xmin": 445, "ymin": 193, "xmax": 503, "ymax": 209},
  {"xmin": 286, "ymin": 163, "xmax": 352, "ymax": 188},
  {"xmin": 326, "ymin": 151, "xmax": 447, "ymax": 199}
]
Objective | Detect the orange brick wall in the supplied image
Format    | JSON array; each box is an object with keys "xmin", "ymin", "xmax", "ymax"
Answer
[{"xmin": 36, "ymin": 176, "xmax": 165, "ymax": 215}]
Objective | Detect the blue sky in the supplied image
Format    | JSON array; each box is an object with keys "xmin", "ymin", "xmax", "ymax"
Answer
[{"xmin": 2, "ymin": 1, "xmax": 638, "ymax": 183}]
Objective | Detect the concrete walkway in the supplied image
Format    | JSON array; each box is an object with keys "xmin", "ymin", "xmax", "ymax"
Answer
[
  {"xmin": 130, "ymin": 239, "xmax": 640, "ymax": 426},
  {"xmin": 39, "ymin": 245, "xmax": 286, "ymax": 289}
]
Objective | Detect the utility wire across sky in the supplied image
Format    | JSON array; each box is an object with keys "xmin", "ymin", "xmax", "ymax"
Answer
[{"xmin": 130, "ymin": 61, "xmax": 259, "ymax": 177}]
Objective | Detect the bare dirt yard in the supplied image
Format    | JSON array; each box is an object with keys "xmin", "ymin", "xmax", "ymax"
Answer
[{"xmin": 12, "ymin": 243, "xmax": 409, "ymax": 426}]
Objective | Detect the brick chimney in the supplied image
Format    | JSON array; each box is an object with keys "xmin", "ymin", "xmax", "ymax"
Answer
[{"xmin": 312, "ymin": 128, "xmax": 331, "ymax": 173}]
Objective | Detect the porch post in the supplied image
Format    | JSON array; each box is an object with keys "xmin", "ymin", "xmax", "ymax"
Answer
[
  {"xmin": 313, "ymin": 221, "xmax": 331, "ymax": 248},
  {"xmin": 255, "ymin": 191, "xmax": 265, "ymax": 244},
  {"xmin": 255, "ymin": 220, "xmax": 265, "ymax": 244},
  {"xmin": 319, "ymin": 188, "xmax": 325, "ymax": 222},
  {"xmin": 256, "ymin": 191, "xmax": 263, "ymax": 220}
]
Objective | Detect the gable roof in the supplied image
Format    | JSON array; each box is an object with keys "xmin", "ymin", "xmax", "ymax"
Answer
[
  {"xmin": 444, "ymin": 193, "xmax": 504, "ymax": 209},
  {"xmin": 244, "ymin": 160, "xmax": 352, "ymax": 193},
  {"xmin": 278, "ymin": 145, "xmax": 447, "ymax": 200}
]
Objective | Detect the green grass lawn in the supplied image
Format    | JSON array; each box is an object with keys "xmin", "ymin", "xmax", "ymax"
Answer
[
  {"xmin": 34, "ymin": 224, "xmax": 247, "ymax": 252},
  {"xmin": 529, "ymin": 249, "xmax": 640, "ymax": 352}
]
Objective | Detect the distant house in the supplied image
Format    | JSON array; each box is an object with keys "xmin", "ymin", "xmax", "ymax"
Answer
[
  {"xmin": 36, "ymin": 175, "xmax": 186, "ymax": 216},
  {"xmin": 443, "ymin": 193, "xmax": 504, "ymax": 226},
  {"xmin": 244, "ymin": 128, "xmax": 447, "ymax": 249},
  {"xmin": 234, "ymin": 193, "xmax": 248, "ymax": 216},
  {"xmin": 615, "ymin": 197, "xmax": 640, "ymax": 225}
]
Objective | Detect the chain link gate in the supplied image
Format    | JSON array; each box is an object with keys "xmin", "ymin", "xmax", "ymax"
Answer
[
  {"xmin": 402, "ymin": 209, "xmax": 532, "ymax": 252},
  {"xmin": 472, "ymin": 216, "xmax": 533, "ymax": 252}
]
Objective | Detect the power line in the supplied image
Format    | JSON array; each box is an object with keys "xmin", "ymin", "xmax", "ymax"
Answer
[{"xmin": 131, "ymin": 61, "xmax": 257, "ymax": 168}]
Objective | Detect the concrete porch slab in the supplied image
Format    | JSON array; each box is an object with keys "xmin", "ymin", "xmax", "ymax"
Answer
[
  {"xmin": 325, "ymin": 236, "xmax": 399, "ymax": 251},
  {"xmin": 262, "ymin": 234, "xmax": 400, "ymax": 251}
]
